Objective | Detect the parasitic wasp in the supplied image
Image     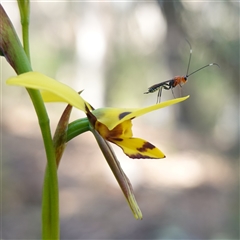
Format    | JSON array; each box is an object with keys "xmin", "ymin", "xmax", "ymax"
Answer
[{"xmin": 144, "ymin": 40, "xmax": 219, "ymax": 103}]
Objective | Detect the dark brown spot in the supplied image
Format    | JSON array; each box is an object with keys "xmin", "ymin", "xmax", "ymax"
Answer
[
  {"xmin": 128, "ymin": 153, "xmax": 149, "ymax": 159},
  {"xmin": 119, "ymin": 111, "xmax": 132, "ymax": 120},
  {"xmin": 108, "ymin": 124, "xmax": 124, "ymax": 139},
  {"xmin": 112, "ymin": 138, "xmax": 123, "ymax": 142},
  {"xmin": 137, "ymin": 142, "xmax": 155, "ymax": 152},
  {"xmin": 128, "ymin": 153, "xmax": 163, "ymax": 159}
]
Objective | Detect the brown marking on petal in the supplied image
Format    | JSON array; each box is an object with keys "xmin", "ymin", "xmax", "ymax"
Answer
[
  {"xmin": 127, "ymin": 153, "xmax": 166, "ymax": 159},
  {"xmin": 108, "ymin": 124, "xmax": 125, "ymax": 139},
  {"xmin": 112, "ymin": 137, "xmax": 123, "ymax": 142},
  {"xmin": 128, "ymin": 153, "xmax": 166, "ymax": 159},
  {"xmin": 137, "ymin": 142, "xmax": 155, "ymax": 152},
  {"xmin": 129, "ymin": 153, "xmax": 149, "ymax": 159},
  {"xmin": 119, "ymin": 111, "xmax": 132, "ymax": 120}
]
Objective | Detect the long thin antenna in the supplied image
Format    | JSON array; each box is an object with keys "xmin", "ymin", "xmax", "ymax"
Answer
[
  {"xmin": 187, "ymin": 63, "xmax": 220, "ymax": 77},
  {"xmin": 185, "ymin": 39, "xmax": 192, "ymax": 76}
]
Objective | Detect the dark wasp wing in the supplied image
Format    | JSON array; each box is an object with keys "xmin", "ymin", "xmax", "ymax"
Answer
[{"xmin": 144, "ymin": 79, "xmax": 174, "ymax": 93}]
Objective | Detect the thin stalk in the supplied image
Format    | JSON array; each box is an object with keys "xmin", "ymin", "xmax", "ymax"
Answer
[
  {"xmin": 17, "ymin": 0, "xmax": 31, "ymax": 60},
  {"xmin": 1, "ymin": 5, "xmax": 59, "ymax": 239},
  {"xmin": 67, "ymin": 118, "xmax": 90, "ymax": 142}
]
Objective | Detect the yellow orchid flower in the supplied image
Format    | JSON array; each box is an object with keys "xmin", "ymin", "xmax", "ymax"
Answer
[
  {"xmin": 7, "ymin": 72, "xmax": 189, "ymax": 159},
  {"xmin": 7, "ymin": 71, "xmax": 189, "ymax": 220}
]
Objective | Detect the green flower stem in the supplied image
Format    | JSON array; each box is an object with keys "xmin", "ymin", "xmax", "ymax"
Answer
[
  {"xmin": 67, "ymin": 118, "xmax": 90, "ymax": 142},
  {"xmin": 0, "ymin": 5, "xmax": 59, "ymax": 239},
  {"xmin": 17, "ymin": 0, "xmax": 31, "ymax": 60}
]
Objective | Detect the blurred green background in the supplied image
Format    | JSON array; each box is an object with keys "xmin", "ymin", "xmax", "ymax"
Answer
[{"xmin": 1, "ymin": 1, "xmax": 239, "ymax": 239}]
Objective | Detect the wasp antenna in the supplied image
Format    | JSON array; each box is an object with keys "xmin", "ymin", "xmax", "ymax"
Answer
[
  {"xmin": 210, "ymin": 63, "xmax": 220, "ymax": 68},
  {"xmin": 187, "ymin": 62, "xmax": 219, "ymax": 78},
  {"xmin": 185, "ymin": 39, "xmax": 192, "ymax": 76},
  {"xmin": 185, "ymin": 39, "xmax": 192, "ymax": 52}
]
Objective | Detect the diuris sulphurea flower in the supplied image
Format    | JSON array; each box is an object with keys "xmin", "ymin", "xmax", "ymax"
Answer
[
  {"xmin": 7, "ymin": 71, "xmax": 189, "ymax": 159},
  {"xmin": 7, "ymin": 71, "xmax": 189, "ymax": 219}
]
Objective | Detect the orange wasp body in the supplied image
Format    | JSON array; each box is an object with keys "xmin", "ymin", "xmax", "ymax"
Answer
[{"xmin": 144, "ymin": 41, "xmax": 219, "ymax": 103}]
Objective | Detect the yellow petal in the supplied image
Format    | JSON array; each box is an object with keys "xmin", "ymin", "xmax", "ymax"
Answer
[
  {"xmin": 41, "ymin": 90, "xmax": 71, "ymax": 103},
  {"xmin": 92, "ymin": 108, "xmax": 132, "ymax": 130},
  {"xmin": 125, "ymin": 96, "xmax": 189, "ymax": 120},
  {"xmin": 95, "ymin": 119, "xmax": 133, "ymax": 140},
  {"xmin": 93, "ymin": 96, "xmax": 189, "ymax": 130},
  {"xmin": 6, "ymin": 72, "xmax": 87, "ymax": 112},
  {"xmin": 110, "ymin": 137, "xmax": 165, "ymax": 159}
]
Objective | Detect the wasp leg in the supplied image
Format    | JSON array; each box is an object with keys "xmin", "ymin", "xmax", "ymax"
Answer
[
  {"xmin": 178, "ymin": 84, "xmax": 183, "ymax": 97},
  {"xmin": 156, "ymin": 87, "xmax": 163, "ymax": 103},
  {"xmin": 162, "ymin": 83, "xmax": 176, "ymax": 99},
  {"xmin": 171, "ymin": 87, "xmax": 176, "ymax": 98}
]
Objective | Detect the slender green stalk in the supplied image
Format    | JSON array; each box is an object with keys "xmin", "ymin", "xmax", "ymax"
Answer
[
  {"xmin": 0, "ymin": 4, "xmax": 59, "ymax": 239},
  {"xmin": 17, "ymin": 0, "xmax": 30, "ymax": 60},
  {"xmin": 67, "ymin": 118, "xmax": 90, "ymax": 142}
]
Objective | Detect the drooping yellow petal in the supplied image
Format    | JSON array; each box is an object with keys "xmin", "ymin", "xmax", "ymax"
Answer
[
  {"xmin": 93, "ymin": 96, "xmax": 189, "ymax": 130},
  {"xmin": 110, "ymin": 137, "xmax": 165, "ymax": 159},
  {"xmin": 6, "ymin": 72, "xmax": 87, "ymax": 112}
]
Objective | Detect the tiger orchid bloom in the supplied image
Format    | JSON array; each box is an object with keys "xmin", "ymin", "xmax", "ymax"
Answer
[
  {"xmin": 7, "ymin": 72, "xmax": 189, "ymax": 159},
  {"xmin": 6, "ymin": 71, "xmax": 189, "ymax": 219}
]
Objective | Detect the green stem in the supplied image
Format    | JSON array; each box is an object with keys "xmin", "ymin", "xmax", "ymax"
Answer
[
  {"xmin": 17, "ymin": 0, "xmax": 30, "ymax": 60},
  {"xmin": 0, "ymin": 5, "xmax": 59, "ymax": 239},
  {"xmin": 67, "ymin": 118, "xmax": 90, "ymax": 142},
  {"xmin": 28, "ymin": 90, "xmax": 59, "ymax": 239}
]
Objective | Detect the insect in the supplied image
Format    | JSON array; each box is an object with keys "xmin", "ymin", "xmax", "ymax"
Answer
[{"xmin": 144, "ymin": 41, "xmax": 219, "ymax": 103}]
